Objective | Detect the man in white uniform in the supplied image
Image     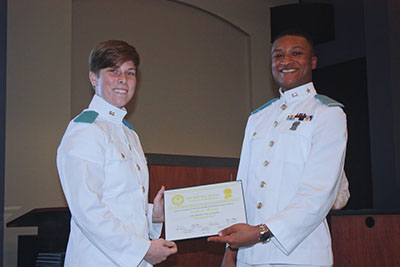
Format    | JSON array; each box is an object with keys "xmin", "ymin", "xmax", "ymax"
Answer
[
  {"xmin": 208, "ymin": 30, "xmax": 348, "ymax": 267},
  {"xmin": 57, "ymin": 40, "xmax": 177, "ymax": 266}
]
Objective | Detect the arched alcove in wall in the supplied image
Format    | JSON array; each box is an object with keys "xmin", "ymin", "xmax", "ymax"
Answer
[{"xmin": 71, "ymin": 0, "xmax": 252, "ymax": 158}]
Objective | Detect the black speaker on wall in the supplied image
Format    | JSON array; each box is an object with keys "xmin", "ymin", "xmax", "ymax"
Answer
[{"xmin": 270, "ymin": 3, "xmax": 334, "ymax": 44}]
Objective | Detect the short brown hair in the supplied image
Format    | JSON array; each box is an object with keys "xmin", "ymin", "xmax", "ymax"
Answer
[{"xmin": 89, "ymin": 40, "xmax": 140, "ymax": 76}]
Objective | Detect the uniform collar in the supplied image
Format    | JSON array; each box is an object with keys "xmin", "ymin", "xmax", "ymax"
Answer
[
  {"xmin": 88, "ymin": 94, "xmax": 127, "ymax": 123},
  {"xmin": 279, "ymin": 82, "xmax": 316, "ymax": 103}
]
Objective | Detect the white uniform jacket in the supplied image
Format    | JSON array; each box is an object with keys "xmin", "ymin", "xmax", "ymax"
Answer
[
  {"xmin": 332, "ymin": 172, "xmax": 350, "ymax": 210},
  {"xmin": 57, "ymin": 95, "xmax": 162, "ymax": 267},
  {"xmin": 237, "ymin": 83, "xmax": 347, "ymax": 265}
]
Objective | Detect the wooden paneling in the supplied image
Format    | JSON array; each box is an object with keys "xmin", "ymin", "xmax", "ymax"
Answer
[
  {"xmin": 331, "ymin": 214, "xmax": 400, "ymax": 267},
  {"xmin": 148, "ymin": 165, "xmax": 238, "ymax": 267},
  {"xmin": 155, "ymin": 237, "xmax": 225, "ymax": 267},
  {"xmin": 148, "ymin": 165, "xmax": 237, "ymax": 200}
]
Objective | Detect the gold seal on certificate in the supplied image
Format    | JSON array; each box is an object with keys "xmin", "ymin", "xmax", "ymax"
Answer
[{"xmin": 164, "ymin": 181, "xmax": 247, "ymax": 241}]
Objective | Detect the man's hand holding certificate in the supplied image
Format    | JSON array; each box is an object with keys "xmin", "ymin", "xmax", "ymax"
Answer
[{"xmin": 164, "ymin": 181, "xmax": 247, "ymax": 241}]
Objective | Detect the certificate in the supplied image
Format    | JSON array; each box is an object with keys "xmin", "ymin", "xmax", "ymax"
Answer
[{"xmin": 164, "ymin": 180, "xmax": 247, "ymax": 241}]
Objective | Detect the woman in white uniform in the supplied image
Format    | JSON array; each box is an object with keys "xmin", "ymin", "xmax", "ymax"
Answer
[{"xmin": 57, "ymin": 40, "xmax": 177, "ymax": 267}]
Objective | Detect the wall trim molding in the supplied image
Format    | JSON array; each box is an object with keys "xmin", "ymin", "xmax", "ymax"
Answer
[{"xmin": 145, "ymin": 153, "xmax": 239, "ymax": 169}]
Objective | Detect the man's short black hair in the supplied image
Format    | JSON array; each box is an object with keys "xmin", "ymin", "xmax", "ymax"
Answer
[{"xmin": 272, "ymin": 28, "xmax": 315, "ymax": 56}]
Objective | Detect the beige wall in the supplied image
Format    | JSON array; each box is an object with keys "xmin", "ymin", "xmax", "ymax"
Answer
[
  {"xmin": 4, "ymin": 0, "xmax": 296, "ymax": 266},
  {"xmin": 5, "ymin": 1, "xmax": 72, "ymax": 266},
  {"xmin": 72, "ymin": 0, "xmax": 252, "ymax": 157}
]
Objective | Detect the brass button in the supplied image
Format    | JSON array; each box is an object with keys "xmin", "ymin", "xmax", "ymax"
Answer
[
  {"xmin": 109, "ymin": 111, "xmax": 115, "ymax": 116},
  {"xmin": 306, "ymin": 88, "xmax": 311, "ymax": 93},
  {"xmin": 136, "ymin": 164, "xmax": 141, "ymax": 171},
  {"xmin": 121, "ymin": 153, "xmax": 125, "ymax": 159},
  {"xmin": 269, "ymin": 141, "xmax": 275, "ymax": 147},
  {"xmin": 281, "ymin": 104, "xmax": 287, "ymax": 110},
  {"xmin": 273, "ymin": 121, "xmax": 278, "ymax": 127},
  {"xmin": 257, "ymin": 202, "xmax": 263, "ymax": 209},
  {"xmin": 263, "ymin": 160, "xmax": 269, "ymax": 167},
  {"xmin": 260, "ymin": 181, "xmax": 266, "ymax": 188},
  {"xmin": 253, "ymin": 132, "xmax": 257, "ymax": 136},
  {"xmin": 142, "ymin": 186, "xmax": 145, "ymax": 193}
]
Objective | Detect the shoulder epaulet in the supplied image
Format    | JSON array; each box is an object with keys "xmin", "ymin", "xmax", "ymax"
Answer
[
  {"xmin": 73, "ymin": 110, "xmax": 99, "ymax": 123},
  {"xmin": 251, "ymin": 98, "xmax": 279, "ymax": 115},
  {"xmin": 123, "ymin": 119, "xmax": 135, "ymax": 131},
  {"xmin": 314, "ymin": 94, "xmax": 344, "ymax": 108}
]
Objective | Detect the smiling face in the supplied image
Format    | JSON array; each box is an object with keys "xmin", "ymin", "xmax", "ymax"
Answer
[
  {"xmin": 89, "ymin": 60, "xmax": 137, "ymax": 108},
  {"xmin": 271, "ymin": 35, "xmax": 317, "ymax": 91}
]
